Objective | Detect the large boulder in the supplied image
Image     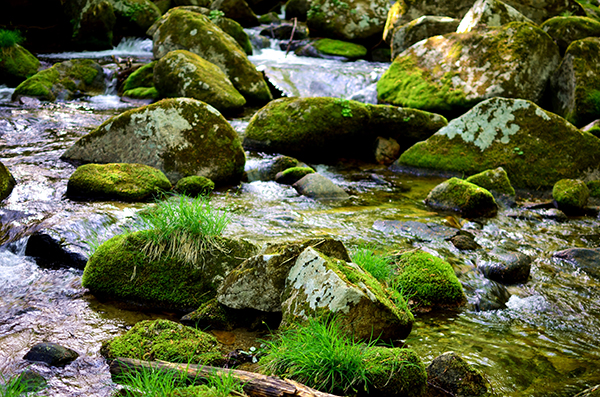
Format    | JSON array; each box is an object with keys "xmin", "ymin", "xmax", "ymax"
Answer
[
  {"xmin": 12, "ymin": 59, "xmax": 106, "ymax": 102},
  {"xmin": 456, "ymin": 0, "xmax": 534, "ymax": 33},
  {"xmin": 82, "ymin": 230, "xmax": 258, "ymax": 311},
  {"xmin": 210, "ymin": 0, "xmax": 259, "ymax": 27},
  {"xmin": 425, "ymin": 178, "xmax": 498, "ymax": 218},
  {"xmin": 149, "ymin": 8, "xmax": 272, "ymax": 104},
  {"xmin": 111, "ymin": 0, "xmax": 162, "ymax": 37},
  {"xmin": 550, "ymin": 37, "xmax": 600, "ymax": 127},
  {"xmin": 390, "ymin": 16, "xmax": 460, "ymax": 59},
  {"xmin": 66, "ymin": 0, "xmax": 116, "ymax": 50},
  {"xmin": 280, "ymin": 246, "xmax": 414, "ymax": 341},
  {"xmin": 243, "ymin": 97, "xmax": 447, "ymax": 162},
  {"xmin": 0, "ymin": 161, "xmax": 16, "ymax": 202},
  {"xmin": 154, "ymin": 50, "xmax": 246, "ymax": 113},
  {"xmin": 306, "ymin": 0, "xmax": 391, "ymax": 44},
  {"xmin": 0, "ymin": 44, "xmax": 40, "ymax": 87},
  {"xmin": 395, "ymin": 97, "xmax": 600, "ymax": 189},
  {"xmin": 61, "ymin": 98, "xmax": 246, "ymax": 185},
  {"xmin": 377, "ymin": 22, "xmax": 560, "ymax": 117},
  {"xmin": 541, "ymin": 16, "xmax": 600, "ymax": 54}
]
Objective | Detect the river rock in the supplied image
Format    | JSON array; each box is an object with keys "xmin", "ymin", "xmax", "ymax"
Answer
[
  {"xmin": 427, "ymin": 352, "xmax": 489, "ymax": 397},
  {"xmin": 450, "ymin": 234, "xmax": 481, "ymax": 251},
  {"xmin": 395, "ymin": 97, "xmax": 600, "ymax": 189},
  {"xmin": 390, "ymin": 16, "xmax": 460, "ymax": 59},
  {"xmin": 0, "ymin": 44, "xmax": 40, "ymax": 87},
  {"xmin": 465, "ymin": 167, "xmax": 516, "ymax": 198},
  {"xmin": 457, "ymin": 0, "xmax": 534, "ymax": 33},
  {"xmin": 541, "ymin": 16, "xmax": 600, "ymax": 54},
  {"xmin": 23, "ymin": 342, "xmax": 79, "ymax": 367},
  {"xmin": 111, "ymin": 0, "xmax": 162, "ymax": 37},
  {"xmin": 477, "ymin": 247, "xmax": 532, "ymax": 284},
  {"xmin": 246, "ymin": 155, "xmax": 300, "ymax": 182},
  {"xmin": 12, "ymin": 59, "xmax": 106, "ymax": 102},
  {"xmin": 553, "ymin": 248, "xmax": 600, "ymax": 279},
  {"xmin": 82, "ymin": 230, "xmax": 258, "ymax": 311},
  {"xmin": 378, "ymin": 22, "xmax": 560, "ymax": 117},
  {"xmin": 373, "ymin": 136, "xmax": 400, "ymax": 165},
  {"xmin": 293, "ymin": 173, "xmax": 349, "ymax": 200},
  {"xmin": 462, "ymin": 273, "xmax": 511, "ymax": 311},
  {"xmin": 550, "ymin": 37, "xmax": 600, "ymax": 128},
  {"xmin": 365, "ymin": 347, "xmax": 428, "ymax": 396},
  {"xmin": 174, "ymin": 175, "xmax": 215, "ymax": 196},
  {"xmin": 210, "ymin": 0, "xmax": 259, "ymax": 27},
  {"xmin": 211, "ymin": 14, "xmax": 254, "ymax": 55},
  {"xmin": 61, "ymin": 98, "xmax": 246, "ymax": 185},
  {"xmin": 280, "ymin": 246, "xmax": 414, "ymax": 340},
  {"xmin": 373, "ymin": 220, "xmax": 458, "ymax": 242},
  {"xmin": 122, "ymin": 61, "xmax": 158, "ymax": 99},
  {"xmin": 393, "ymin": 250, "xmax": 466, "ymax": 312},
  {"xmin": 552, "ymin": 179, "xmax": 590, "ymax": 213},
  {"xmin": 306, "ymin": 0, "xmax": 390, "ymax": 44},
  {"xmin": 67, "ymin": 163, "xmax": 171, "ymax": 201},
  {"xmin": 260, "ymin": 23, "xmax": 309, "ymax": 41},
  {"xmin": 25, "ymin": 232, "xmax": 88, "ymax": 270},
  {"xmin": 425, "ymin": 178, "xmax": 498, "ymax": 218},
  {"xmin": 65, "ymin": 0, "xmax": 116, "ymax": 50},
  {"xmin": 275, "ymin": 167, "xmax": 315, "ymax": 185},
  {"xmin": 154, "ymin": 50, "xmax": 246, "ymax": 114},
  {"xmin": 296, "ymin": 38, "xmax": 367, "ymax": 61},
  {"xmin": 150, "ymin": 8, "xmax": 271, "ymax": 104},
  {"xmin": 0, "ymin": 161, "xmax": 16, "ymax": 202}
]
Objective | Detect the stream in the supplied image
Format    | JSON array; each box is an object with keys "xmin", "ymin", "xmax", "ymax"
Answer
[{"xmin": 1, "ymin": 35, "xmax": 599, "ymax": 397}]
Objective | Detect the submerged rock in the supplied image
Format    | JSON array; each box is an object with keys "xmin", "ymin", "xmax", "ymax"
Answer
[
  {"xmin": 0, "ymin": 161, "xmax": 16, "ymax": 202},
  {"xmin": 0, "ymin": 44, "xmax": 40, "ymax": 87},
  {"xmin": 24, "ymin": 342, "xmax": 79, "ymax": 367},
  {"xmin": 61, "ymin": 98, "xmax": 246, "ymax": 186},
  {"xmin": 425, "ymin": 178, "xmax": 498, "ymax": 218},
  {"xmin": 365, "ymin": 347, "xmax": 427, "ymax": 397},
  {"xmin": 427, "ymin": 352, "xmax": 489, "ymax": 397},
  {"xmin": 373, "ymin": 220, "xmax": 458, "ymax": 242},
  {"xmin": 390, "ymin": 16, "xmax": 460, "ymax": 59},
  {"xmin": 552, "ymin": 178, "xmax": 590, "ymax": 213},
  {"xmin": 396, "ymin": 97, "xmax": 600, "ymax": 189},
  {"xmin": 477, "ymin": 247, "xmax": 532, "ymax": 284},
  {"xmin": 292, "ymin": 173, "xmax": 349, "ymax": 200}
]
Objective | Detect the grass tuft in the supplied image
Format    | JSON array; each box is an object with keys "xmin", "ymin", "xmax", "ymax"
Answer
[
  {"xmin": 0, "ymin": 30, "xmax": 23, "ymax": 48},
  {"xmin": 350, "ymin": 244, "xmax": 394, "ymax": 281},
  {"xmin": 0, "ymin": 374, "xmax": 37, "ymax": 397}
]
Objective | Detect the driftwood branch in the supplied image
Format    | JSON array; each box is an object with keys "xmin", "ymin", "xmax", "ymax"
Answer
[{"xmin": 110, "ymin": 357, "xmax": 343, "ymax": 397}]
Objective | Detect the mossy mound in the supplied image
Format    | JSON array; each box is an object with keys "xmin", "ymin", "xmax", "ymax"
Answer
[
  {"xmin": 365, "ymin": 347, "xmax": 427, "ymax": 397},
  {"xmin": 377, "ymin": 22, "xmax": 560, "ymax": 117},
  {"xmin": 0, "ymin": 161, "xmax": 16, "ymax": 202},
  {"xmin": 174, "ymin": 175, "xmax": 215, "ymax": 196},
  {"xmin": 551, "ymin": 37, "xmax": 600, "ymax": 127},
  {"xmin": 427, "ymin": 351, "xmax": 489, "ymax": 397},
  {"xmin": 587, "ymin": 180, "xmax": 600, "ymax": 198},
  {"xmin": 82, "ymin": 230, "xmax": 258, "ymax": 311},
  {"xmin": 101, "ymin": 319, "xmax": 222, "ymax": 364},
  {"xmin": 149, "ymin": 8, "xmax": 271, "ymax": 104},
  {"xmin": 0, "ymin": 44, "xmax": 40, "ymax": 87},
  {"xmin": 396, "ymin": 97, "xmax": 600, "ymax": 189},
  {"xmin": 62, "ymin": 98, "xmax": 246, "ymax": 185},
  {"xmin": 541, "ymin": 16, "xmax": 600, "ymax": 54},
  {"xmin": 275, "ymin": 166, "xmax": 314, "ymax": 185},
  {"xmin": 66, "ymin": 163, "xmax": 171, "ymax": 202},
  {"xmin": 425, "ymin": 178, "xmax": 498, "ymax": 218},
  {"xmin": 122, "ymin": 61, "xmax": 156, "ymax": 93},
  {"xmin": 392, "ymin": 250, "xmax": 466, "ymax": 311},
  {"xmin": 312, "ymin": 38, "xmax": 367, "ymax": 59},
  {"xmin": 112, "ymin": 0, "xmax": 162, "ymax": 37},
  {"xmin": 465, "ymin": 167, "xmax": 516, "ymax": 197},
  {"xmin": 123, "ymin": 86, "xmax": 159, "ymax": 99},
  {"xmin": 552, "ymin": 178, "xmax": 590, "ymax": 212},
  {"xmin": 154, "ymin": 50, "xmax": 246, "ymax": 113},
  {"xmin": 12, "ymin": 59, "xmax": 105, "ymax": 102}
]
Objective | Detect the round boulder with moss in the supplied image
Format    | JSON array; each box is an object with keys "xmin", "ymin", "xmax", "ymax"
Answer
[
  {"xmin": 175, "ymin": 175, "xmax": 215, "ymax": 196},
  {"xmin": 62, "ymin": 98, "xmax": 246, "ymax": 185},
  {"xmin": 0, "ymin": 40, "xmax": 40, "ymax": 87},
  {"xmin": 0, "ymin": 161, "xmax": 16, "ymax": 202},
  {"xmin": 67, "ymin": 163, "xmax": 171, "ymax": 202},
  {"xmin": 364, "ymin": 347, "xmax": 427, "ymax": 397},
  {"xmin": 465, "ymin": 167, "xmax": 516, "ymax": 197},
  {"xmin": 426, "ymin": 178, "xmax": 498, "ymax": 218},
  {"xmin": 275, "ymin": 166, "xmax": 314, "ymax": 185},
  {"xmin": 541, "ymin": 16, "xmax": 600, "ymax": 54},
  {"xmin": 296, "ymin": 39, "xmax": 367, "ymax": 60},
  {"xmin": 122, "ymin": 61, "xmax": 158, "ymax": 100},
  {"xmin": 552, "ymin": 178, "xmax": 590, "ymax": 213}
]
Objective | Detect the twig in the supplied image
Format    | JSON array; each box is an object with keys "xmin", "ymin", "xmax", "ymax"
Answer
[{"xmin": 285, "ymin": 18, "xmax": 298, "ymax": 57}]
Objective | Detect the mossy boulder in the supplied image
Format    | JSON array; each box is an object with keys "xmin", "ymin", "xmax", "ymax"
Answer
[
  {"xmin": 150, "ymin": 8, "xmax": 271, "ymax": 104},
  {"xmin": 457, "ymin": 0, "xmax": 534, "ymax": 34},
  {"xmin": 122, "ymin": 61, "xmax": 156, "ymax": 97},
  {"xmin": 0, "ymin": 161, "xmax": 16, "ymax": 202},
  {"xmin": 275, "ymin": 166, "xmax": 315, "ymax": 185},
  {"xmin": 61, "ymin": 98, "xmax": 246, "ymax": 185},
  {"xmin": 365, "ymin": 347, "xmax": 427, "ymax": 397},
  {"xmin": 425, "ymin": 178, "xmax": 498, "ymax": 218},
  {"xmin": 211, "ymin": 15, "xmax": 253, "ymax": 55},
  {"xmin": 378, "ymin": 22, "xmax": 560, "ymax": 117},
  {"xmin": 101, "ymin": 319, "xmax": 222, "ymax": 364},
  {"xmin": 12, "ymin": 59, "xmax": 106, "ymax": 102},
  {"xmin": 210, "ymin": 0, "xmax": 258, "ymax": 27},
  {"xmin": 309, "ymin": 38, "xmax": 367, "ymax": 60},
  {"xmin": 396, "ymin": 97, "xmax": 600, "ymax": 189},
  {"xmin": 112, "ymin": 0, "xmax": 162, "ymax": 37},
  {"xmin": 67, "ymin": 0, "xmax": 116, "ymax": 50},
  {"xmin": 552, "ymin": 178, "xmax": 590, "ymax": 212},
  {"xmin": 465, "ymin": 167, "xmax": 515, "ymax": 197},
  {"xmin": 392, "ymin": 250, "xmax": 466, "ymax": 311},
  {"xmin": 82, "ymin": 230, "xmax": 258, "ymax": 311},
  {"xmin": 174, "ymin": 175, "xmax": 215, "ymax": 196},
  {"xmin": 541, "ymin": 16, "xmax": 600, "ymax": 54},
  {"xmin": 306, "ymin": 0, "xmax": 391, "ymax": 44},
  {"xmin": 66, "ymin": 163, "xmax": 171, "ymax": 201},
  {"xmin": 587, "ymin": 180, "xmax": 600, "ymax": 198},
  {"xmin": 280, "ymin": 246, "xmax": 414, "ymax": 341},
  {"xmin": 390, "ymin": 16, "xmax": 460, "ymax": 59},
  {"xmin": 154, "ymin": 50, "xmax": 246, "ymax": 113},
  {"xmin": 0, "ymin": 44, "xmax": 40, "ymax": 87},
  {"xmin": 123, "ymin": 86, "xmax": 159, "ymax": 99},
  {"xmin": 427, "ymin": 352, "xmax": 489, "ymax": 397},
  {"xmin": 551, "ymin": 37, "xmax": 600, "ymax": 127},
  {"xmin": 244, "ymin": 97, "xmax": 447, "ymax": 162}
]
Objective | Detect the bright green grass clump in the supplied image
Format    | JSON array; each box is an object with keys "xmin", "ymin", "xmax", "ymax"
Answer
[
  {"xmin": 0, "ymin": 30, "xmax": 23, "ymax": 48},
  {"xmin": 351, "ymin": 245, "xmax": 394, "ymax": 282}
]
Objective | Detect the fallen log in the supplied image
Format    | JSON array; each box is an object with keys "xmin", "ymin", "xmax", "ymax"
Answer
[{"xmin": 110, "ymin": 357, "xmax": 344, "ymax": 397}]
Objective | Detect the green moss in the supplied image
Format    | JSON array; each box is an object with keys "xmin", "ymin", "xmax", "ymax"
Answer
[
  {"xmin": 392, "ymin": 250, "xmax": 466, "ymax": 310},
  {"xmin": 587, "ymin": 180, "xmax": 600, "ymax": 197},
  {"xmin": 123, "ymin": 61, "xmax": 156, "ymax": 92},
  {"xmin": 0, "ymin": 45, "xmax": 39, "ymax": 87},
  {"xmin": 426, "ymin": 177, "xmax": 498, "ymax": 218},
  {"xmin": 0, "ymin": 29, "xmax": 23, "ymax": 48},
  {"xmin": 175, "ymin": 175, "xmax": 215, "ymax": 197},
  {"xmin": 213, "ymin": 17, "xmax": 253, "ymax": 55},
  {"xmin": 466, "ymin": 167, "xmax": 515, "ymax": 196},
  {"xmin": 13, "ymin": 67, "xmax": 59, "ymax": 100},
  {"xmin": 0, "ymin": 161, "xmax": 16, "ymax": 201},
  {"xmin": 276, "ymin": 166, "xmax": 314, "ymax": 183},
  {"xmin": 552, "ymin": 178, "xmax": 590, "ymax": 210},
  {"xmin": 181, "ymin": 298, "xmax": 236, "ymax": 330},
  {"xmin": 123, "ymin": 86, "xmax": 159, "ymax": 99},
  {"xmin": 364, "ymin": 347, "xmax": 427, "ymax": 397},
  {"xmin": 66, "ymin": 58, "xmax": 99, "ymax": 85},
  {"xmin": 313, "ymin": 38, "xmax": 367, "ymax": 59},
  {"xmin": 101, "ymin": 319, "xmax": 222, "ymax": 364}
]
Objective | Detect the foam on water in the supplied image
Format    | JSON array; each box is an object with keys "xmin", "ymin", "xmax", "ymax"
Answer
[{"xmin": 42, "ymin": 37, "xmax": 152, "ymax": 59}]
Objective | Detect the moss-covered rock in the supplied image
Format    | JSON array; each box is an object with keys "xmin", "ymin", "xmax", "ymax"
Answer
[
  {"xmin": 12, "ymin": 59, "xmax": 106, "ymax": 102},
  {"xmin": 425, "ymin": 178, "xmax": 498, "ymax": 218},
  {"xmin": 551, "ymin": 37, "xmax": 600, "ymax": 127},
  {"xmin": 0, "ymin": 161, "xmax": 16, "ymax": 202},
  {"xmin": 427, "ymin": 352, "xmax": 489, "ymax": 397},
  {"xmin": 275, "ymin": 166, "xmax": 314, "ymax": 185},
  {"xmin": 82, "ymin": 230, "xmax": 258, "ymax": 311},
  {"xmin": 246, "ymin": 155, "xmax": 300, "ymax": 182},
  {"xmin": 150, "ymin": 8, "xmax": 271, "ymax": 104},
  {"xmin": 210, "ymin": 0, "xmax": 258, "ymax": 27},
  {"xmin": 390, "ymin": 16, "xmax": 460, "ymax": 59},
  {"xmin": 122, "ymin": 61, "xmax": 156, "ymax": 93},
  {"xmin": 174, "ymin": 175, "xmax": 215, "ymax": 196},
  {"xmin": 541, "ymin": 16, "xmax": 600, "ymax": 54},
  {"xmin": 112, "ymin": 0, "xmax": 162, "ymax": 37},
  {"xmin": 552, "ymin": 178, "xmax": 590, "ymax": 212},
  {"xmin": 457, "ymin": 0, "xmax": 534, "ymax": 33},
  {"xmin": 392, "ymin": 250, "xmax": 466, "ymax": 311},
  {"xmin": 368, "ymin": 104, "xmax": 448, "ymax": 145},
  {"xmin": 378, "ymin": 22, "xmax": 560, "ymax": 117},
  {"xmin": 312, "ymin": 38, "xmax": 367, "ymax": 59},
  {"xmin": 61, "ymin": 98, "xmax": 246, "ymax": 185},
  {"xmin": 396, "ymin": 97, "xmax": 600, "ymax": 189},
  {"xmin": 0, "ymin": 44, "xmax": 40, "ymax": 87},
  {"xmin": 123, "ymin": 86, "xmax": 159, "ymax": 99},
  {"xmin": 101, "ymin": 319, "xmax": 222, "ymax": 364},
  {"xmin": 66, "ymin": 163, "xmax": 171, "ymax": 202},
  {"xmin": 68, "ymin": 0, "xmax": 116, "ymax": 50},
  {"xmin": 154, "ymin": 50, "xmax": 246, "ymax": 113},
  {"xmin": 587, "ymin": 180, "xmax": 600, "ymax": 198},
  {"xmin": 465, "ymin": 167, "xmax": 516, "ymax": 197},
  {"xmin": 211, "ymin": 15, "xmax": 253, "ymax": 55},
  {"xmin": 365, "ymin": 347, "xmax": 427, "ymax": 397},
  {"xmin": 23, "ymin": 342, "xmax": 79, "ymax": 367}
]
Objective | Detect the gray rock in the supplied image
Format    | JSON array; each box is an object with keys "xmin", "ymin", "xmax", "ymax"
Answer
[
  {"xmin": 391, "ymin": 16, "xmax": 460, "ymax": 58},
  {"xmin": 477, "ymin": 247, "xmax": 532, "ymax": 284},
  {"xmin": 23, "ymin": 342, "xmax": 79, "ymax": 367},
  {"xmin": 293, "ymin": 173, "xmax": 349, "ymax": 200},
  {"xmin": 451, "ymin": 234, "xmax": 481, "ymax": 250},
  {"xmin": 553, "ymin": 248, "xmax": 600, "ymax": 279},
  {"xmin": 457, "ymin": 0, "xmax": 534, "ymax": 33}
]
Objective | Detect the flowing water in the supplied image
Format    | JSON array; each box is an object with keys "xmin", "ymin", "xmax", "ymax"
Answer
[{"xmin": 0, "ymin": 36, "xmax": 599, "ymax": 396}]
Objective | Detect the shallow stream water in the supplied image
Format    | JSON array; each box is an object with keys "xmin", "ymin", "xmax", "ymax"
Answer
[{"xmin": 1, "ymin": 36, "xmax": 599, "ymax": 396}]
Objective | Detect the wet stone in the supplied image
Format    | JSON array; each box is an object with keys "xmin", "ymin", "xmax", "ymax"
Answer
[
  {"xmin": 553, "ymin": 248, "xmax": 600, "ymax": 279},
  {"xmin": 373, "ymin": 220, "xmax": 458, "ymax": 242},
  {"xmin": 477, "ymin": 247, "xmax": 532, "ymax": 285},
  {"xmin": 427, "ymin": 352, "xmax": 489, "ymax": 397},
  {"xmin": 450, "ymin": 234, "xmax": 481, "ymax": 251},
  {"xmin": 23, "ymin": 342, "xmax": 79, "ymax": 367},
  {"xmin": 25, "ymin": 232, "xmax": 87, "ymax": 270}
]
